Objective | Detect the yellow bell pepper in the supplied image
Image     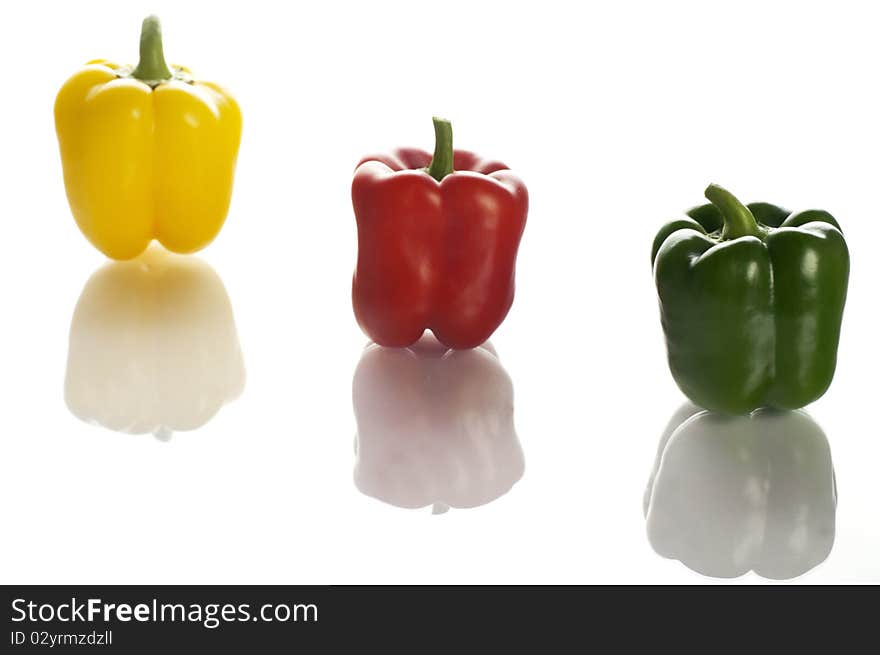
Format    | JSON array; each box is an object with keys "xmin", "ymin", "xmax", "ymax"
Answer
[{"xmin": 54, "ymin": 16, "xmax": 242, "ymax": 260}]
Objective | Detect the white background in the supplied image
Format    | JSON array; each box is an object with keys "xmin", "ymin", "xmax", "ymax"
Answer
[{"xmin": 1, "ymin": 0, "xmax": 877, "ymax": 584}]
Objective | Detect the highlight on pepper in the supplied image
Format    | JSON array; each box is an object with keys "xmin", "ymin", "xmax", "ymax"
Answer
[
  {"xmin": 651, "ymin": 184, "xmax": 849, "ymax": 415},
  {"xmin": 55, "ymin": 16, "xmax": 242, "ymax": 260},
  {"xmin": 351, "ymin": 117, "xmax": 529, "ymax": 350}
]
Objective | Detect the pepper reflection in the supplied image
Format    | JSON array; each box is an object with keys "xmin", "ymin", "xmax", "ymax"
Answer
[
  {"xmin": 352, "ymin": 335, "xmax": 524, "ymax": 513},
  {"xmin": 644, "ymin": 403, "xmax": 836, "ymax": 580},
  {"xmin": 65, "ymin": 246, "xmax": 245, "ymax": 439}
]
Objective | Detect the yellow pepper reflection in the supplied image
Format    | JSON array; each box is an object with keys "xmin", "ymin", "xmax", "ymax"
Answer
[{"xmin": 65, "ymin": 246, "xmax": 245, "ymax": 439}]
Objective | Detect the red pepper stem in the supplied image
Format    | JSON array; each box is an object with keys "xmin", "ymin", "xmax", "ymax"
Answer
[
  {"xmin": 131, "ymin": 15, "xmax": 172, "ymax": 86},
  {"xmin": 426, "ymin": 117, "xmax": 454, "ymax": 182},
  {"xmin": 705, "ymin": 183, "xmax": 762, "ymax": 240}
]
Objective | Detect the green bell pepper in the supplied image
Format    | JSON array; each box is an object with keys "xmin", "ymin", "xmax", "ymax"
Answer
[{"xmin": 651, "ymin": 184, "xmax": 849, "ymax": 415}]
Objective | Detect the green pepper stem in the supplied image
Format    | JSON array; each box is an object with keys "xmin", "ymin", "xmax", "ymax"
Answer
[
  {"xmin": 131, "ymin": 16, "xmax": 172, "ymax": 85},
  {"xmin": 705, "ymin": 184, "xmax": 762, "ymax": 240},
  {"xmin": 426, "ymin": 117, "xmax": 454, "ymax": 182}
]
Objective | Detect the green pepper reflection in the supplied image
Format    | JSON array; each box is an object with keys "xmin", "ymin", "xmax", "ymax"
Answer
[{"xmin": 645, "ymin": 403, "xmax": 836, "ymax": 580}]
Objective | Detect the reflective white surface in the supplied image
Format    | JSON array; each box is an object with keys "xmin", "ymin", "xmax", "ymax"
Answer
[{"xmin": 1, "ymin": 1, "xmax": 879, "ymax": 584}]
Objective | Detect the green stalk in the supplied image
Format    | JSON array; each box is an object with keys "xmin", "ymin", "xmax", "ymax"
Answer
[
  {"xmin": 131, "ymin": 16, "xmax": 172, "ymax": 85},
  {"xmin": 705, "ymin": 184, "xmax": 762, "ymax": 240},
  {"xmin": 426, "ymin": 117, "xmax": 454, "ymax": 182}
]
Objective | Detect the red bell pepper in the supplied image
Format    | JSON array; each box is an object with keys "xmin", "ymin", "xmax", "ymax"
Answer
[{"xmin": 351, "ymin": 118, "xmax": 528, "ymax": 349}]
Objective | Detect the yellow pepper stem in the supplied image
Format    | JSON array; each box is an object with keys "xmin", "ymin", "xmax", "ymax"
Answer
[{"xmin": 131, "ymin": 15, "xmax": 172, "ymax": 86}]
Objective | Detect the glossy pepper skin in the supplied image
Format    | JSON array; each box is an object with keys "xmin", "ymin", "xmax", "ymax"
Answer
[
  {"xmin": 352, "ymin": 118, "xmax": 528, "ymax": 349},
  {"xmin": 652, "ymin": 184, "xmax": 849, "ymax": 415},
  {"xmin": 55, "ymin": 16, "xmax": 242, "ymax": 260}
]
